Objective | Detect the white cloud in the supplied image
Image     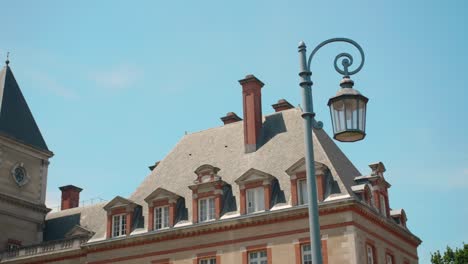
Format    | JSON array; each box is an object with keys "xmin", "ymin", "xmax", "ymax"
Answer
[
  {"xmin": 89, "ymin": 64, "xmax": 143, "ymax": 90},
  {"xmin": 27, "ymin": 71, "xmax": 79, "ymax": 99}
]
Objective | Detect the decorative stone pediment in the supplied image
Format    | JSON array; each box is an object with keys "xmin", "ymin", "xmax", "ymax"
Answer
[
  {"xmin": 285, "ymin": 158, "xmax": 329, "ymax": 177},
  {"xmin": 64, "ymin": 225, "xmax": 95, "ymax": 239},
  {"xmin": 103, "ymin": 196, "xmax": 138, "ymax": 212},
  {"xmin": 235, "ymin": 168, "xmax": 275, "ymax": 186},
  {"xmin": 193, "ymin": 164, "xmax": 221, "ymax": 184},
  {"xmin": 144, "ymin": 188, "xmax": 180, "ymax": 204},
  {"xmin": 369, "ymin": 162, "xmax": 386, "ymax": 177}
]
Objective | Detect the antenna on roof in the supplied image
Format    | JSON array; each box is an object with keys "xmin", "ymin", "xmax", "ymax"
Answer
[{"xmin": 5, "ymin": 52, "xmax": 10, "ymax": 66}]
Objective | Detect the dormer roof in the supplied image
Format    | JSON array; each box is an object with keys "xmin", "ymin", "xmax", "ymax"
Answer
[
  {"xmin": 103, "ymin": 196, "xmax": 138, "ymax": 211},
  {"xmin": 144, "ymin": 188, "xmax": 181, "ymax": 204},
  {"xmin": 235, "ymin": 168, "xmax": 276, "ymax": 184}
]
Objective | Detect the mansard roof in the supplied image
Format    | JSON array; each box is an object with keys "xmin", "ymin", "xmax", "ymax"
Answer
[
  {"xmin": 0, "ymin": 64, "xmax": 50, "ymax": 153},
  {"xmin": 130, "ymin": 108, "xmax": 362, "ymax": 221}
]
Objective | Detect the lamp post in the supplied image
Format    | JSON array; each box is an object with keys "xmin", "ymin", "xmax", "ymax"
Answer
[{"xmin": 298, "ymin": 38, "xmax": 367, "ymax": 264}]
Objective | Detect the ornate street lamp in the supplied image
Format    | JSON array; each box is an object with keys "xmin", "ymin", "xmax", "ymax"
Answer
[
  {"xmin": 298, "ymin": 38, "xmax": 367, "ymax": 264},
  {"xmin": 328, "ymin": 77, "xmax": 368, "ymax": 142}
]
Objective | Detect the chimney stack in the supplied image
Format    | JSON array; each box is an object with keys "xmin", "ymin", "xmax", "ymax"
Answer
[
  {"xmin": 272, "ymin": 99, "xmax": 294, "ymax": 112},
  {"xmin": 239, "ymin": 74, "xmax": 264, "ymax": 153},
  {"xmin": 220, "ymin": 112, "xmax": 242, "ymax": 125},
  {"xmin": 59, "ymin": 185, "xmax": 82, "ymax": 210}
]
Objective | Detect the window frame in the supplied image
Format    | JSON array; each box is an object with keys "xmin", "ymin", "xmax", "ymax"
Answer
[
  {"xmin": 246, "ymin": 186, "xmax": 265, "ymax": 214},
  {"xmin": 385, "ymin": 252, "xmax": 394, "ymax": 264},
  {"xmin": 198, "ymin": 197, "xmax": 215, "ymax": 222},
  {"xmin": 154, "ymin": 205, "xmax": 170, "ymax": 230},
  {"xmin": 301, "ymin": 243, "xmax": 312, "ymax": 264},
  {"xmin": 199, "ymin": 258, "xmax": 216, "ymax": 264},
  {"xmin": 366, "ymin": 243, "xmax": 376, "ymax": 264},
  {"xmin": 112, "ymin": 213, "xmax": 127, "ymax": 237},
  {"xmin": 297, "ymin": 178, "xmax": 308, "ymax": 205},
  {"xmin": 248, "ymin": 250, "xmax": 268, "ymax": 264}
]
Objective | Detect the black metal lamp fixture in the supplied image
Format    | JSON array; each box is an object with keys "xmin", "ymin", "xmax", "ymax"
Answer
[{"xmin": 328, "ymin": 76, "xmax": 368, "ymax": 142}]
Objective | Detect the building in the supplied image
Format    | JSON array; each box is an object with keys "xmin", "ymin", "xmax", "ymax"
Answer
[{"xmin": 0, "ymin": 62, "xmax": 421, "ymax": 264}]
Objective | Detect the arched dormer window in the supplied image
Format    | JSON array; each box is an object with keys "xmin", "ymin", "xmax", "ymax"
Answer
[{"xmin": 189, "ymin": 164, "xmax": 227, "ymax": 223}]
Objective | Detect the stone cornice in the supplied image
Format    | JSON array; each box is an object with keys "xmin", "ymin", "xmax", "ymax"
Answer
[
  {"xmin": 0, "ymin": 192, "xmax": 50, "ymax": 214},
  {"xmin": 0, "ymin": 134, "xmax": 53, "ymax": 158}
]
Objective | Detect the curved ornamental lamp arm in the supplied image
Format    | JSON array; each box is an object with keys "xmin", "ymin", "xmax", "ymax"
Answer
[{"xmin": 307, "ymin": 38, "xmax": 365, "ymax": 76}]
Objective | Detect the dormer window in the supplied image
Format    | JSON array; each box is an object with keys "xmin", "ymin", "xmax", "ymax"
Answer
[
  {"xmin": 199, "ymin": 197, "xmax": 215, "ymax": 222},
  {"xmin": 235, "ymin": 168, "xmax": 282, "ymax": 215},
  {"xmin": 103, "ymin": 196, "xmax": 140, "ymax": 238},
  {"xmin": 286, "ymin": 159, "xmax": 329, "ymax": 205},
  {"xmin": 154, "ymin": 206, "xmax": 169, "ymax": 230},
  {"xmin": 247, "ymin": 186, "xmax": 265, "ymax": 213},
  {"xmin": 144, "ymin": 188, "xmax": 184, "ymax": 231},
  {"xmin": 190, "ymin": 164, "xmax": 226, "ymax": 223},
  {"xmin": 297, "ymin": 179, "xmax": 308, "ymax": 205},
  {"xmin": 112, "ymin": 214, "xmax": 127, "ymax": 237}
]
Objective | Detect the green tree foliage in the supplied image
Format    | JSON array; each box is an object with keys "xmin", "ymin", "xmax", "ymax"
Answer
[{"xmin": 431, "ymin": 243, "xmax": 468, "ymax": 264}]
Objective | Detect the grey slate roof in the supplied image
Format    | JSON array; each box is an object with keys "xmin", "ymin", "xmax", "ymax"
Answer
[
  {"xmin": 45, "ymin": 107, "xmax": 363, "ymax": 241},
  {"xmin": 130, "ymin": 108, "xmax": 362, "ymax": 230},
  {"xmin": 0, "ymin": 65, "xmax": 49, "ymax": 152},
  {"xmin": 45, "ymin": 203, "xmax": 108, "ymax": 241}
]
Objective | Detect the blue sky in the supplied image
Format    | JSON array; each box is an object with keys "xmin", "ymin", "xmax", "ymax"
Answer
[{"xmin": 1, "ymin": 0, "xmax": 467, "ymax": 262}]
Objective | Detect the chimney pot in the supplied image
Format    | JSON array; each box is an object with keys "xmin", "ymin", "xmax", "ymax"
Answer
[
  {"xmin": 272, "ymin": 99, "xmax": 294, "ymax": 112},
  {"xmin": 220, "ymin": 112, "xmax": 242, "ymax": 125},
  {"xmin": 59, "ymin": 185, "xmax": 82, "ymax": 210},
  {"xmin": 239, "ymin": 74, "xmax": 264, "ymax": 153}
]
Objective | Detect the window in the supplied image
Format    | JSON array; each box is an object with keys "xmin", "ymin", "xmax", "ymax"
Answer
[
  {"xmin": 199, "ymin": 197, "xmax": 215, "ymax": 222},
  {"xmin": 301, "ymin": 244, "xmax": 312, "ymax": 264},
  {"xmin": 249, "ymin": 250, "xmax": 268, "ymax": 264},
  {"xmin": 386, "ymin": 253, "xmax": 394, "ymax": 264},
  {"xmin": 5, "ymin": 242, "xmax": 20, "ymax": 252},
  {"xmin": 380, "ymin": 194, "xmax": 387, "ymax": 217},
  {"xmin": 112, "ymin": 214, "xmax": 126, "ymax": 237},
  {"xmin": 298, "ymin": 179, "xmax": 308, "ymax": 205},
  {"xmin": 199, "ymin": 258, "xmax": 216, "ymax": 264},
  {"xmin": 154, "ymin": 206, "xmax": 169, "ymax": 230},
  {"xmin": 366, "ymin": 244, "xmax": 375, "ymax": 264},
  {"xmin": 246, "ymin": 187, "xmax": 265, "ymax": 214}
]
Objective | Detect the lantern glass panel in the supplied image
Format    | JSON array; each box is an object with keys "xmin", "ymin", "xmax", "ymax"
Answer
[
  {"xmin": 331, "ymin": 100, "xmax": 345, "ymax": 134},
  {"xmin": 344, "ymin": 98, "xmax": 358, "ymax": 130},
  {"xmin": 358, "ymin": 99, "xmax": 367, "ymax": 131}
]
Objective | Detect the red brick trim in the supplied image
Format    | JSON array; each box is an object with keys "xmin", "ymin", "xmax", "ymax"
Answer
[
  {"xmin": 245, "ymin": 181, "xmax": 263, "ymax": 189},
  {"xmin": 192, "ymin": 198, "xmax": 198, "ymax": 224},
  {"xmin": 264, "ymin": 184, "xmax": 271, "ymax": 210},
  {"xmin": 291, "ymin": 179, "xmax": 298, "ymax": 206},
  {"xmin": 151, "ymin": 258, "xmax": 171, "ymax": 264},
  {"xmin": 240, "ymin": 189, "xmax": 246, "ymax": 214},
  {"xmin": 242, "ymin": 244, "xmax": 272, "ymax": 264}
]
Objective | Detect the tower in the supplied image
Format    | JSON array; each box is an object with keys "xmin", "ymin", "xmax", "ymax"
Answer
[{"xmin": 0, "ymin": 59, "xmax": 53, "ymax": 250}]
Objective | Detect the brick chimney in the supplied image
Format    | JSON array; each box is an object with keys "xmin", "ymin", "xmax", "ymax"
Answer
[
  {"xmin": 59, "ymin": 185, "xmax": 82, "ymax": 210},
  {"xmin": 272, "ymin": 99, "xmax": 294, "ymax": 112},
  {"xmin": 220, "ymin": 112, "xmax": 242, "ymax": 125},
  {"xmin": 239, "ymin": 74, "xmax": 264, "ymax": 153}
]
